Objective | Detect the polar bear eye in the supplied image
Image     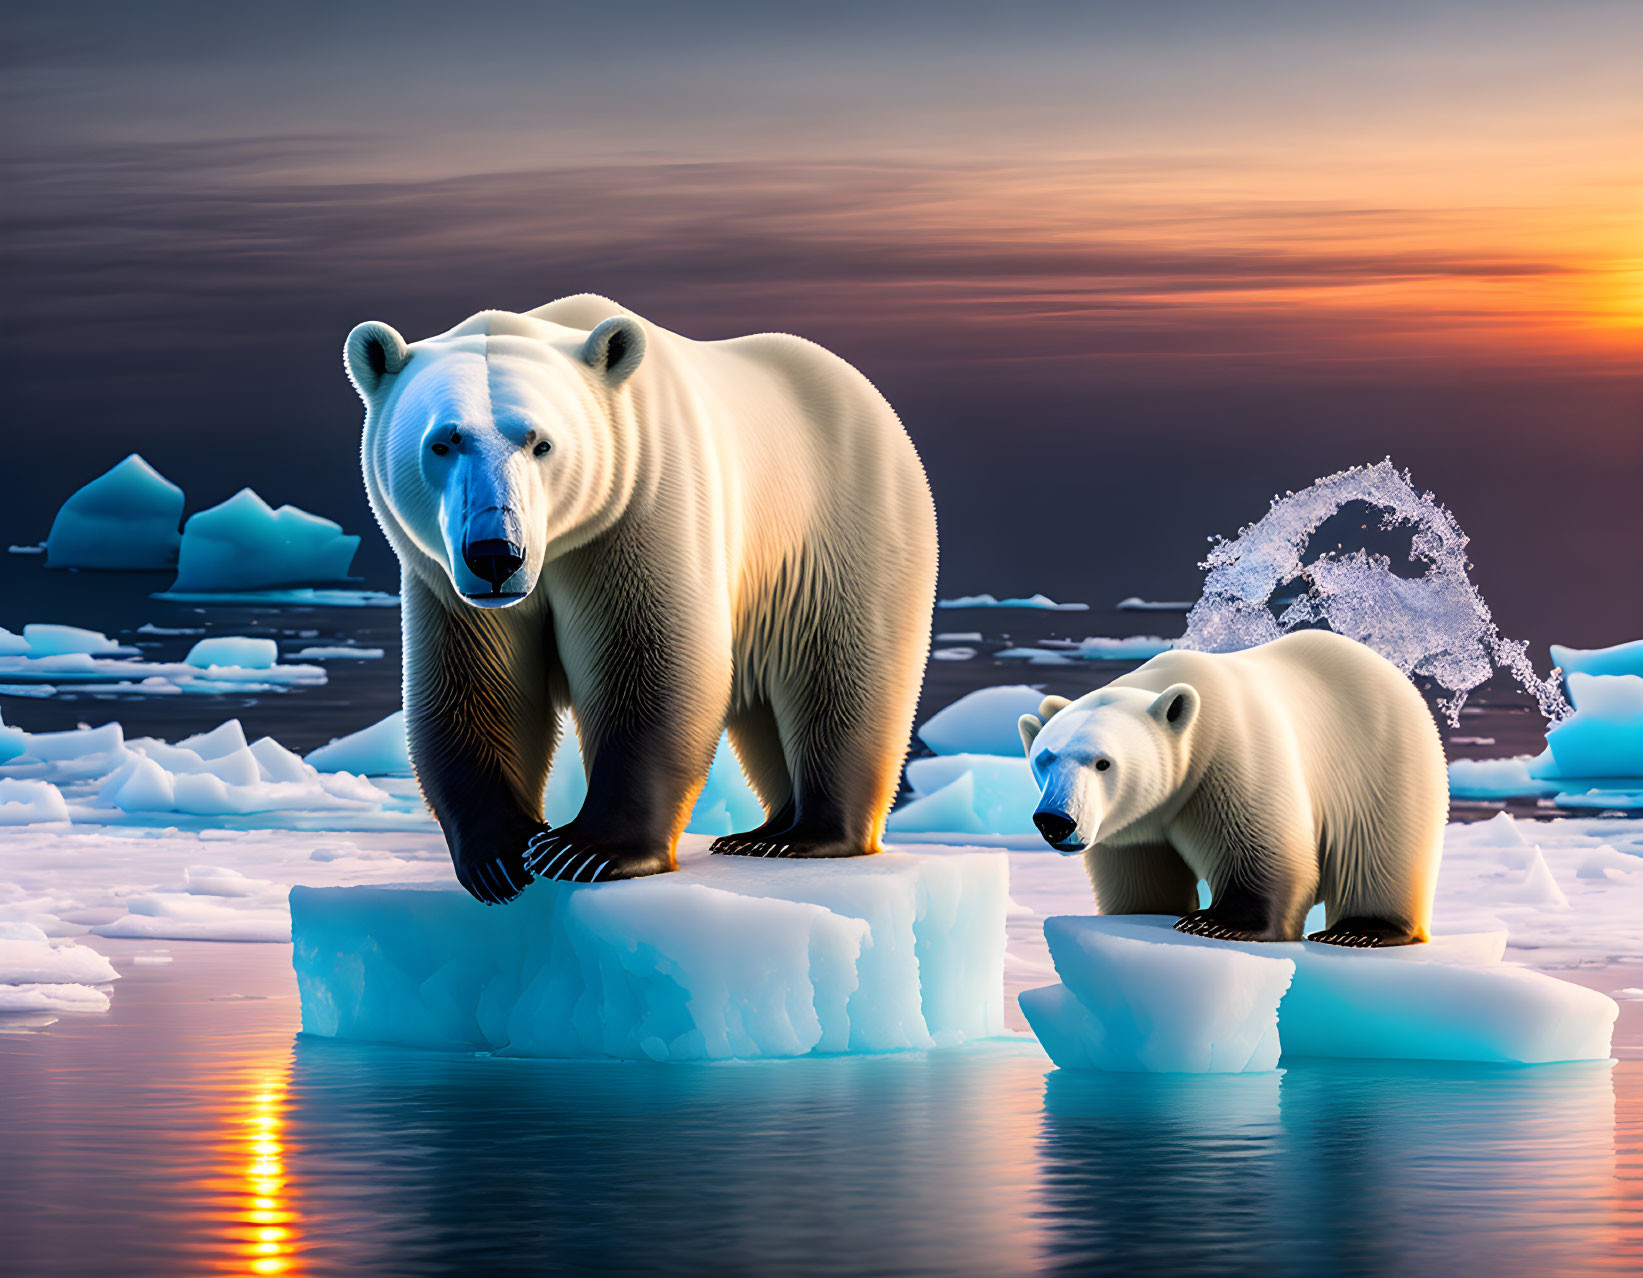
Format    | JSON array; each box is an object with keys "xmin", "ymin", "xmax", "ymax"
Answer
[
  {"xmin": 533, "ymin": 440, "xmax": 552, "ymax": 457},
  {"xmin": 430, "ymin": 442, "xmax": 449, "ymax": 457},
  {"xmin": 1095, "ymin": 758, "xmax": 1112, "ymax": 772}
]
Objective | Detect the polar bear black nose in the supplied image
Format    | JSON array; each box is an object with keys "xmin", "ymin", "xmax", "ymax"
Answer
[
  {"xmin": 463, "ymin": 539, "xmax": 525, "ymax": 589},
  {"xmin": 1034, "ymin": 808, "xmax": 1078, "ymax": 848}
]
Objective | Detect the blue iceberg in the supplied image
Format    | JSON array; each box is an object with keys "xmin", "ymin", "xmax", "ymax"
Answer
[
  {"xmin": 168, "ymin": 489, "xmax": 360, "ymax": 593},
  {"xmin": 45, "ymin": 454, "xmax": 184, "ymax": 571}
]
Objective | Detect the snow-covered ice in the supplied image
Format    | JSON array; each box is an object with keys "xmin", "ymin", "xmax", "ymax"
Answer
[
  {"xmin": 1023, "ymin": 914, "xmax": 1616, "ymax": 1071},
  {"xmin": 0, "ymin": 922, "xmax": 119, "ymax": 1015},
  {"xmin": 167, "ymin": 489, "xmax": 361, "ymax": 593},
  {"xmin": 291, "ymin": 847, "xmax": 1008, "ymax": 1060},
  {"xmin": 938, "ymin": 593, "xmax": 1088, "ymax": 611},
  {"xmin": 0, "ymin": 779, "xmax": 70, "ymax": 826},
  {"xmin": 996, "ymin": 636, "xmax": 1173, "ymax": 664},
  {"xmin": 45, "ymin": 454, "xmax": 184, "ymax": 571}
]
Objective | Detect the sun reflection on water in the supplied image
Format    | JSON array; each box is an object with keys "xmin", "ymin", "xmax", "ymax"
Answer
[{"xmin": 209, "ymin": 1065, "xmax": 302, "ymax": 1275}]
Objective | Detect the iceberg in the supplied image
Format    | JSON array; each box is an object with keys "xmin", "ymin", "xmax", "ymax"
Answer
[
  {"xmin": 1552, "ymin": 639, "xmax": 1643, "ymax": 680},
  {"xmin": 1023, "ymin": 915, "xmax": 1616, "ymax": 1072},
  {"xmin": 168, "ymin": 489, "xmax": 360, "ymax": 593},
  {"xmin": 1449, "ymin": 669, "xmax": 1643, "ymax": 804},
  {"xmin": 45, "ymin": 454, "xmax": 184, "ymax": 571},
  {"xmin": 0, "ymin": 923, "xmax": 119, "ymax": 1016},
  {"xmin": 917, "ymin": 685, "xmax": 1047, "ymax": 757},
  {"xmin": 937, "ymin": 593, "xmax": 1088, "ymax": 611},
  {"xmin": 291, "ymin": 849, "xmax": 1008, "ymax": 1060}
]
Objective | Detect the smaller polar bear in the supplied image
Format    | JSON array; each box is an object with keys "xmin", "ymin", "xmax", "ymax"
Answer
[{"xmin": 1018, "ymin": 630, "xmax": 1447, "ymax": 946}]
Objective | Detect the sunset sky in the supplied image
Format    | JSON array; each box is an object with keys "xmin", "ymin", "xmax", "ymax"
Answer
[{"xmin": 3, "ymin": 0, "xmax": 1638, "ymax": 646}]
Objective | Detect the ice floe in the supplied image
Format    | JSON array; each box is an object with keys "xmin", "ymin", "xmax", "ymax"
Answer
[
  {"xmin": 0, "ymin": 923, "xmax": 119, "ymax": 1016},
  {"xmin": 291, "ymin": 847, "xmax": 1007, "ymax": 1060},
  {"xmin": 995, "ymin": 636, "xmax": 1174, "ymax": 664},
  {"xmin": 167, "ymin": 489, "xmax": 361, "ymax": 593},
  {"xmin": 0, "ymin": 623, "xmax": 326, "ymax": 696},
  {"xmin": 45, "ymin": 454, "xmax": 184, "ymax": 571},
  {"xmin": 1022, "ymin": 914, "xmax": 1616, "ymax": 1072},
  {"xmin": 938, "ymin": 593, "xmax": 1088, "ymax": 611}
]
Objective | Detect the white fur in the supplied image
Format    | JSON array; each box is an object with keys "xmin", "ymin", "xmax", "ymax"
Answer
[
  {"xmin": 1020, "ymin": 631, "xmax": 1448, "ymax": 942},
  {"xmin": 343, "ymin": 295, "xmax": 937, "ymax": 889}
]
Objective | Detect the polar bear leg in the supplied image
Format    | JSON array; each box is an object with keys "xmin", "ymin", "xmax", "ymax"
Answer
[
  {"xmin": 401, "ymin": 573, "xmax": 563, "ymax": 904},
  {"xmin": 713, "ymin": 699, "xmax": 796, "ymax": 849},
  {"xmin": 1081, "ymin": 842, "xmax": 1200, "ymax": 916},
  {"xmin": 529, "ymin": 543, "xmax": 732, "ymax": 882}
]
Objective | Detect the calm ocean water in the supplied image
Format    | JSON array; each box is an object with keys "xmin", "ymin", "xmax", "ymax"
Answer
[{"xmin": 3, "ymin": 554, "xmax": 1629, "ymax": 1275}]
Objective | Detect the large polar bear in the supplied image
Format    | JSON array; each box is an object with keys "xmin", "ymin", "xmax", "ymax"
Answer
[
  {"xmin": 1018, "ymin": 630, "xmax": 1447, "ymax": 946},
  {"xmin": 344, "ymin": 295, "xmax": 938, "ymax": 902}
]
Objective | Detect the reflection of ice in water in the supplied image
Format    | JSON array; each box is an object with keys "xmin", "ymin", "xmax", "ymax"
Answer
[{"xmin": 1177, "ymin": 458, "xmax": 1568, "ymax": 726}]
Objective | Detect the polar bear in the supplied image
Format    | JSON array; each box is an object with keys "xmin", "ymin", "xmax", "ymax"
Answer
[
  {"xmin": 1018, "ymin": 630, "xmax": 1447, "ymax": 946},
  {"xmin": 344, "ymin": 295, "xmax": 938, "ymax": 902}
]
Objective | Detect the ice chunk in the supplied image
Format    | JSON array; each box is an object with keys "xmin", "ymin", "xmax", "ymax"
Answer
[
  {"xmin": 1021, "ymin": 918, "xmax": 1292, "ymax": 1073},
  {"xmin": 185, "ymin": 636, "xmax": 278, "ymax": 670},
  {"xmin": 1552, "ymin": 640, "xmax": 1643, "ymax": 680},
  {"xmin": 291, "ymin": 848, "xmax": 1007, "ymax": 1059},
  {"xmin": 918, "ymin": 685, "xmax": 1047, "ymax": 756},
  {"xmin": 0, "ymin": 709, "xmax": 24, "ymax": 766},
  {"xmin": 997, "ymin": 637, "xmax": 1174, "ymax": 663},
  {"xmin": 305, "ymin": 711, "xmax": 411, "ymax": 776},
  {"xmin": 153, "ymin": 587, "xmax": 400, "ymax": 608},
  {"xmin": 1547, "ymin": 674, "xmax": 1643, "ymax": 777},
  {"xmin": 0, "ymin": 779, "xmax": 70, "ymax": 825},
  {"xmin": 20, "ymin": 624, "xmax": 136, "ymax": 657},
  {"xmin": 45, "ymin": 454, "xmax": 184, "ymax": 571},
  {"xmin": 1116, "ymin": 597, "xmax": 1193, "ymax": 612},
  {"xmin": 1448, "ymin": 755, "xmax": 1561, "ymax": 800},
  {"xmin": 0, "ymin": 930, "xmax": 118, "ymax": 985},
  {"xmin": 938, "ymin": 593, "xmax": 1088, "ymax": 611},
  {"xmin": 888, "ymin": 754, "xmax": 1039, "ymax": 836},
  {"xmin": 289, "ymin": 645, "xmax": 384, "ymax": 660},
  {"xmin": 1025, "ymin": 915, "xmax": 1615, "ymax": 1070},
  {"xmin": 169, "ymin": 488, "xmax": 360, "ymax": 592}
]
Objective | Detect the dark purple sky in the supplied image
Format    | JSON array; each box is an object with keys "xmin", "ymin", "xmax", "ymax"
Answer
[{"xmin": 2, "ymin": 0, "xmax": 1638, "ymax": 652}]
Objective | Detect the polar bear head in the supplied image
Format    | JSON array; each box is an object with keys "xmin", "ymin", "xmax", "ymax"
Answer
[
  {"xmin": 1018, "ymin": 683, "xmax": 1200, "ymax": 852},
  {"xmin": 344, "ymin": 309, "xmax": 646, "ymax": 608}
]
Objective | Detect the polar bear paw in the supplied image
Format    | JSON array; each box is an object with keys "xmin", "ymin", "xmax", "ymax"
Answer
[
  {"xmin": 1306, "ymin": 917, "xmax": 1419, "ymax": 947},
  {"xmin": 454, "ymin": 847, "xmax": 534, "ymax": 905},
  {"xmin": 522, "ymin": 824, "xmax": 674, "ymax": 884},
  {"xmin": 1172, "ymin": 910, "xmax": 1281, "ymax": 943},
  {"xmin": 710, "ymin": 831, "xmax": 873, "ymax": 860}
]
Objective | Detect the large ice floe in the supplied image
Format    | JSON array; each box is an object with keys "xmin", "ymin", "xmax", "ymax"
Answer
[
  {"xmin": 1450, "ymin": 643, "xmax": 1643, "ymax": 810},
  {"xmin": 291, "ymin": 848, "xmax": 1008, "ymax": 1060},
  {"xmin": 1021, "ymin": 916, "xmax": 1617, "ymax": 1073},
  {"xmin": 994, "ymin": 636, "xmax": 1175, "ymax": 664},
  {"xmin": 45, "ymin": 454, "xmax": 185, "ymax": 571},
  {"xmin": 163, "ymin": 488, "xmax": 361, "ymax": 594},
  {"xmin": 0, "ymin": 623, "xmax": 326, "ymax": 696}
]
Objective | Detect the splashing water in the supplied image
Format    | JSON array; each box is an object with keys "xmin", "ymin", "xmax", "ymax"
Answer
[{"xmin": 1175, "ymin": 459, "xmax": 1569, "ymax": 726}]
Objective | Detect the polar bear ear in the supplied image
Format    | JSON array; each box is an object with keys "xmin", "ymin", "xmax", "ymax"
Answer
[
  {"xmin": 582, "ymin": 316, "xmax": 646, "ymax": 386},
  {"xmin": 1148, "ymin": 683, "xmax": 1199, "ymax": 732},
  {"xmin": 344, "ymin": 322, "xmax": 411, "ymax": 402},
  {"xmin": 1037, "ymin": 695, "xmax": 1071, "ymax": 720},
  {"xmin": 1019, "ymin": 714, "xmax": 1043, "ymax": 754}
]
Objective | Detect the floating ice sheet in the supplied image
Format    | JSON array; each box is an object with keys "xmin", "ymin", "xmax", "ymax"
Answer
[
  {"xmin": 937, "ymin": 593, "xmax": 1088, "ymax": 611},
  {"xmin": 291, "ymin": 848, "xmax": 1008, "ymax": 1060},
  {"xmin": 1023, "ymin": 915, "xmax": 1616, "ymax": 1072}
]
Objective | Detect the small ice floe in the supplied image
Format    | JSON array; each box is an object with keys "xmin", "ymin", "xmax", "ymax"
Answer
[
  {"xmin": 1116, "ymin": 597, "xmax": 1194, "ymax": 612},
  {"xmin": 938, "ymin": 593, "xmax": 1088, "ymax": 611},
  {"xmin": 1552, "ymin": 640, "xmax": 1643, "ymax": 681},
  {"xmin": 1021, "ymin": 915, "xmax": 1616, "ymax": 1072},
  {"xmin": 153, "ymin": 588, "xmax": 401, "ymax": 608},
  {"xmin": 0, "ymin": 625, "xmax": 326, "ymax": 696},
  {"xmin": 7, "ymin": 544, "xmax": 45, "ymax": 556},
  {"xmin": 135, "ymin": 623, "xmax": 205, "ymax": 636},
  {"xmin": 931, "ymin": 647, "xmax": 976, "ymax": 661},
  {"xmin": 935, "ymin": 631, "xmax": 983, "ymax": 643},
  {"xmin": 165, "ymin": 488, "xmax": 360, "ymax": 594},
  {"xmin": 917, "ymin": 686, "xmax": 1046, "ymax": 757},
  {"xmin": 291, "ymin": 848, "xmax": 1007, "ymax": 1060},
  {"xmin": 0, "ymin": 779, "xmax": 71, "ymax": 826},
  {"xmin": 0, "ymin": 922, "xmax": 119, "ymax": 1017},
  {"xmin": 889, "ymin": 754, "xmax": 1039, "ymax": 838},
  {"xmin": 45, "ymin": 454, "xmax": 185, "ymax": 571},
  {"xmin": 289, "ymin": 646, "xmax": 385, "ymax": 660}
]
